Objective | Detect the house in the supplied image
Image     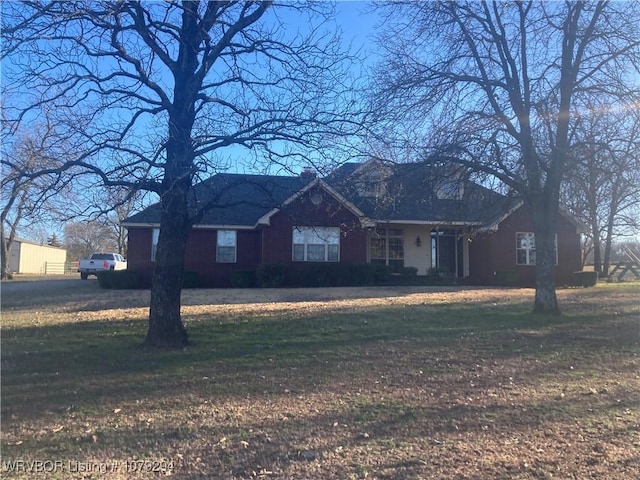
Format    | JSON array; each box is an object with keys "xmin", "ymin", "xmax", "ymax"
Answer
[
  {"xmin": 122, "ymin": 159, "xmax": 583, "ymax": 287},
  {"xmin": 6, "ymin": 238, "xmax": 68, "ymax": 274}
]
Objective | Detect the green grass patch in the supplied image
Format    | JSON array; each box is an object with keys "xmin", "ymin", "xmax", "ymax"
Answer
[{"xmin": 1, "ymin": 284, "xmax": 639, "ymax": 479}]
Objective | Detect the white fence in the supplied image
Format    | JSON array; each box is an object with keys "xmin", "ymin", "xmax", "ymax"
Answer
[{"xmin": 44, "ymin": 262, "xmax": 78, "ymax": 275}]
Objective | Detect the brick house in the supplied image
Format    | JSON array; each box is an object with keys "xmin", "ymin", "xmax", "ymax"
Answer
[{"xmin": 122, "ymin": 159, "xmax": 583, "ymax": 287}]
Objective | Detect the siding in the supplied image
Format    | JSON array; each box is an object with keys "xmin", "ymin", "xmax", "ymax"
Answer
[
  {"xmin": 262, "ymin": 185, "xmax": 367, "ymax": 265},
  {"xmin": 126, "ymin": 227, "xmax": 155, "ymax": 286},
  {"xmin": 468, "ymin": 205, "xmax": 582, "ymax": 286},
  {"xmin": 8, "ymin": 241, "xmax": 67, "ymax": 274},
  {"xmin": 185, "ymin": 229, "xmax": 261, "ymax": 287}
]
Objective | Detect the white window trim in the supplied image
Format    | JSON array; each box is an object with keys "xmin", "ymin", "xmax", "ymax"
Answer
[
  {"xmin": 151, "ymin": 228, "xmax": 160, "ymax": 262},
  {"xmin": 516, "ymin": 232, "xmax": 557, "ymax": 266},
  {"xmin": 292, "ymin": 226, "xmax": 340, "ymax": 262},
  {"xmin": 216, "ymin": 230, "xmax": 237, "ymax": 263}
]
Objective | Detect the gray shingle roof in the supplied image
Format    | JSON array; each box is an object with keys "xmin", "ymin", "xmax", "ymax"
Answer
[
  {"xmin": 124, "ymin": 162, "xmax": 514, "ymax": 228},
  {"xmin": 326, "ymin": 162, "xmax": 512, "ymax": 225},
  {"xmin": 123, "ymin": 173, "xmax": 313, "ymax": 227}
]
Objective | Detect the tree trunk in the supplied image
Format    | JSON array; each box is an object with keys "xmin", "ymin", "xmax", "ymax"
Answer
[
  {"xmin": 1, "ymin": 228, "xmax": 12, "ymax": 280},
  {"xmin": 531, "ymin": 196, "xmax": 561, "ymax": 315},
  {"xmin": 602, "ymin": 221, "xmax": 615, "ymax": 277},
  {"xmin": 145, "ymin": 186, "xmax": 191, "ymax": 348},
  {"xmin": 533, "ymin": 228, "xmax": 561, "ymax": 315},
  {"xmin": 591, "ymin": 224, "xmax": 602, "ymax": 276},
  {"xmin": 144, "ymin": 4, "xmax": 200, "ymax": 348},
  {"xmin": 602, "ymin": 181, "xmax": 620, "ymax": 277}
]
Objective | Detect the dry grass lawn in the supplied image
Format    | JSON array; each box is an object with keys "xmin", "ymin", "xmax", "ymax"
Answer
[{"xmin": 1, "ymin": 281, "xmax": 639, "ymax": 479}]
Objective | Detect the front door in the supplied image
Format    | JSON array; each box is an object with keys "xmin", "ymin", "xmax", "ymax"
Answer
[{"xmin": 431, "ymin": 230, "xmax": 462, "ymax": 277}]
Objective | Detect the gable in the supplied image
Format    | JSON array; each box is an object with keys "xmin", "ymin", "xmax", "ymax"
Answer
[
  {"xmin": 483, "ymin": 201, "xmax": 586, "ymax": 234},
  {"xmin": 257, "ymin": 179, "xmax": 365, "ymax": 227}
]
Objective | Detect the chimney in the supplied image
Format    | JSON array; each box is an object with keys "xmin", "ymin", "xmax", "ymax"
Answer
[{"xmin": 300, "ymin": 167, "xmax": 316, "ymax": 179}]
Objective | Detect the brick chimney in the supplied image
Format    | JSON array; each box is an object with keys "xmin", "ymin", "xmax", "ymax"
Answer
[{"xmin": 300, "ymin": 167, "xmax": 316, "ymax": 179}]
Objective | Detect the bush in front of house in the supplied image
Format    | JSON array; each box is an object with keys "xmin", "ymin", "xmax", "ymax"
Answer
[
  {"xmin": 256, "ymin": 263, "xmax": 288, "ymax": 287},
  {"xmin": 97, "ymin": 270, "xmax": 199, "ymax": 289},
  {"xmin": 571, "ymin": 271, "xmax": 598, "ymax": 287},
  {"xmin": 231, "ymin": 269, "xmax": 257, "ymax": 288},
  {"xmin": 254, "ymin": 262, "xmax": 390, "ymax": 288},
  {"xmin": 402, "ymin": 266, "xmax": 418, "ymax": 277},
  {"xmin": 97, "ymin": 270, "xmax": 141, "ymax": 289},
  {"xmin": 182, "ymin": 271, "xmax": 200, "ymax": 288},
  {"xmin": 428, "ymin": 267, "xmax": 449, "ymax": 279},
  {"xmin": 288, "ymin": 263, "xmax": 377, "ymax": 287},
  {"xmin": 494, "ymin": 270, "xmax": 519, "ymax": 286}
]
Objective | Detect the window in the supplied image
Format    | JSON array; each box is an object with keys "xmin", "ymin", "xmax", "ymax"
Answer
[
  {"xmin": 151, "ymin": 228, "xmax": 160, "ymax": 261},
  {"xmin": 292, "ymin": 227, "xmax": 340, "ymax": 262},
  {"xmin": 370, "ymin": 228, "xmax": 404, "ymax": 273},
  {"xmin": 217, "ymin": 230, "xmax": 237, "ymax": 263},
  {"xmin": 356, "ymin": 168, "xmax": 389, "ymax": 199},
  {"xmin": 516, "ymin": 232, "xmax": 557, "ymax": 266}
]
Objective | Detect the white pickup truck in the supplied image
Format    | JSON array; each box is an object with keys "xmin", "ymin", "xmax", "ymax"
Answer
[{"xmin": 78, "ymin": 253, "xmax": 127, "ymax": 279}]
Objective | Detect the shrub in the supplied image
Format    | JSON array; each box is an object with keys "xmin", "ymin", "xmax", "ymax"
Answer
[
  {"xmin": 182, "ymin": 271, "xmax": 200, "ymax": 289},
  {"xmin": 231, "ymin": 269, "xmax": 257, "ymax": 288},
  {"xmin": 96, "ymin": 270, "xmax": 112, "ymax": 289},
  {"xmin": 371, "ymin": 264, "xmax": 390, "ymax": 283},
  {"xmin": 341, "ymin": 263, "xmax": 379, "ymax": 286},
  {"xmin": 428, "ymin": 267, "xmax": 448, "ymax": 279},
  {"xmin": 288, "ymin": 263, "xmax": 333, "ymax": 287},
  {"xmin": 401, "ymin": 266, "xmax": 418, "ymax": 277},
  {"xmin": 571, "ymin": 271, "xmax": 598, "ymax": 287},
  {"xmin": 494, "ymin": 270, "xmax": 518, "ymax": 286},
  {"xmin": 256, "ymin": 263, "xmax": 387, "ymax": 288},
  {"xmin": 97, "ymin": 270, "xmax": 141, "ymax": 289},
  {"xmin": 256, "ymin": 263, "xmax": 287, "ymax": 287}
]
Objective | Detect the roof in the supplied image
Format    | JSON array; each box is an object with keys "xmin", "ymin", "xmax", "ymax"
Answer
[
  {"xmin": 326, "ymin": 161, "xmax": 513, "ymax": 226},
  {"xmin": 5, "ymin": 237, "xmax": 67, "ymax": 251},
  {"xmin": 123, "ymin": 173, "xmax": 314, "ymax": 227},
  {"xmin": 123, "ymin": 161, "xmax": 516, "ymax": 229}
]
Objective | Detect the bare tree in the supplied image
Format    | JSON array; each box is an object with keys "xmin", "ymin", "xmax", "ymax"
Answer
[
  {"xmin": 76, "ymin": 185, "xmax": 151, "ymax": 257},
  {"xmin": 563, "ymin": 106, "xmax": 640, "ymax": 276},
  {"xmin": 63, "ymin": 221, "xmax": 117, "ymax": 262},
  {"xmin": 1, "ymin": 123, "xmax": 73, "ymax": 279},
  {"xmin": 2, "ymin": 1, "xmax": 364, "ymax": 346},
  {"xmin": 371, "ymin": 1, "xmax": 640, "ymax": 313}
]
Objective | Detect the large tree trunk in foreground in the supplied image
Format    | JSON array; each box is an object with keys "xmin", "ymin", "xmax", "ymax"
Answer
[
  {"xmin": 533, "ymin": 232, "xmax": 561, "ymax": 315},
  {"xmin": 531, "ymin": 196, "xmax": 561, "ymax": 315},
  {"xmin": 145, "ymin": 186, "xmax": 191, "ymax": 348},
  {"xmin": 144, "ymin": 2, "xmax": 200, "ymax": 348},
  {"xmin": 145, "ymin": 111, "xmax": 194, "ymax": 347}
]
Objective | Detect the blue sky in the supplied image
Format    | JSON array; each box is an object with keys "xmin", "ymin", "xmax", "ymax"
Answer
[
  {"xmin": 334, "ymin": 1, "xmax": 379, "ymax": 62},
  {"xmin": 5, "ymin": 1, "xmax": 384, "ymax": 243}
]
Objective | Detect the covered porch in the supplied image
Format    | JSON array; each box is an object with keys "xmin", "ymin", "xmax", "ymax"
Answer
[{"xmin": 365, "ymin": 222, "xmax": 472, "ymax": 278}]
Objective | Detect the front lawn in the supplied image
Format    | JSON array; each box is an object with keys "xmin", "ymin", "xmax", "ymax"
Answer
[{"xmin": 1, "ymin": 284, "xmax": 639, "ymax": 479}]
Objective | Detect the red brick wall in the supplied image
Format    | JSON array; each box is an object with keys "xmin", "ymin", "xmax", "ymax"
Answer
[
  {"xmin": 126, "ymin": 185, "xmax": 368, "ymax": 288},
  {"xmin": 126, "ymin": 227, "xmax": 154, "ymax": 287},
  {"xmin": 262, "ymin": 185, "xmax": 367, "ymax": 264},
  {"xmin": 185, "ymin": 229, "xmax": 261, "ymax": 287},
  {"xmin": 468, "ymin": 205, "xmax": 582, "ymax": 286},
  {"xmin": 126, "ymin": 227, "xmax": 261, "ymax": 288}
]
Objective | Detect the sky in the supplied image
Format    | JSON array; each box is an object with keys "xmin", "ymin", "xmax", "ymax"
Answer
[
  {"xmin": 4, "ymin": 1, "xmax": 383, "ymax": 244},
  {"xmin": 334, "ymin": 1, "xmax": 379, "ymax": 63},
  {"xmin": 6, "ymin": 2, "xmax": 637, "ymax": 244}
]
